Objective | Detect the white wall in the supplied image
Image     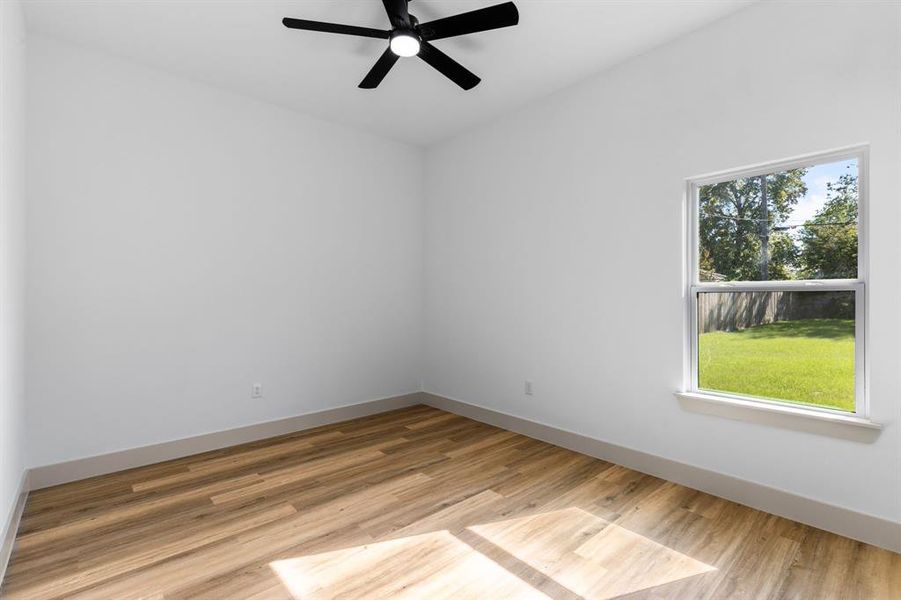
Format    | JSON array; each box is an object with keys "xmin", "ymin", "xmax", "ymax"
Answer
[
  {"xmin": 26, "ymin": 37, "xmax": 423, "ymax": 467},
  {"xmin": 424, "ymin": 1, "xmax": 901, "ymax": 522},
  {"xmin": 0, "ymin": 0, "xmax": 28, "ymax": 536}
]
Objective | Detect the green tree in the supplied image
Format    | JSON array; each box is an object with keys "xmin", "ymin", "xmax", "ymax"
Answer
[
  {"xmin": 767, "ymin": 231, "xmax": 799, "ymax": 280},
  {"xmin": 798, "ymin": 173, "xmax": 858, "ymax": 279},
  {"xmin": 698, "ymin": 169, "xmax": 807, "ymax": 281}
]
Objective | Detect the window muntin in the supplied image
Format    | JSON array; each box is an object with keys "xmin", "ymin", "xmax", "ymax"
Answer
[{"xmin": 688, "ymin": 149, "xmax": 866, "ymax": 416}]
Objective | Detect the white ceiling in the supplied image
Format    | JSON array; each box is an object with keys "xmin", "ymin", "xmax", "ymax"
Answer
[{"xmin": 24, "ymin": 0, "xmax": 753, "ymax": 146}]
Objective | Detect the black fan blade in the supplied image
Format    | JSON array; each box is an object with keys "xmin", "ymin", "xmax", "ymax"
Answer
[
  {"xmin": 282, "ymin": 18, "xmax": 390, "ymax": 39},
  {"xmin": 381, "ymin": 0, "xmax": 411, "ymax": 29},
  {"xmin": 359, "ymin": 48, "xmax": 400, "ymax": 89},
  {"xmin": 418, "ymin": 2, "xmax": 519, "ymax": 41},
  {"xmin": 418, "ymin": 41, "xmax": 480, "ymax": 90}
]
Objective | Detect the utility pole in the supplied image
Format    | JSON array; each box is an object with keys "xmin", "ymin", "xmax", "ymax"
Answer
[{"xmin": 759, "ymin": 175, "xmax": 769, "ymax": 279}]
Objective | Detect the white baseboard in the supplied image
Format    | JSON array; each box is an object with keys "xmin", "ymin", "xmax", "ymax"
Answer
[
  {"xmin": 29, "ymin": 392, "xmax": 425, "ymax": 490},
  {"xmin": 0, "ymin": 469, "xmax": 29, "ymax": 586},
  {"xmin": 421, "ymin": 392, "xmax": 901, "ymax": 554}
]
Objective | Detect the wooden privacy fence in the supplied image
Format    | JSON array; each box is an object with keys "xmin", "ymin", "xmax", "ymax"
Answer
[{"xmin": 698, "ymin": 290, "xmax": 854, "ymax": 333}]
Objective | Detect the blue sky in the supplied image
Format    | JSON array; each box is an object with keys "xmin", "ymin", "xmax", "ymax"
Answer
[{"xmin": 787, "ymin": 158, "xmax": 857, "ymax": 227}]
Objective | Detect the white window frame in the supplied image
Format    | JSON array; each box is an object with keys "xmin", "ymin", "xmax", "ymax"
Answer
[{"xmin": 684, "ymin": 146, "xmax": 868, "ymax": 418}]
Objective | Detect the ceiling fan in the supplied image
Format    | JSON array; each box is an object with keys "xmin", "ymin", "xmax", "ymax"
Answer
[{"xmin": 282, "ymin": 0, "xmax": 519, "ymax": 90}]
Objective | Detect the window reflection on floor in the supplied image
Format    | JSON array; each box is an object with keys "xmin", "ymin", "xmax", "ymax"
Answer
[
  {"xmin": 270, "ymin": 507, "xmax": 715, "ymax": 599},
  {"xmin": 470, "ymin": 507, "xmax": 716, "ymax": 599}
]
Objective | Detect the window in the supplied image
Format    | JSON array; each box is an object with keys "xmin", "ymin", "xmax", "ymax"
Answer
[{"xmin": 686, "ymin": 148, "xmax": 866, "ymax": 416}]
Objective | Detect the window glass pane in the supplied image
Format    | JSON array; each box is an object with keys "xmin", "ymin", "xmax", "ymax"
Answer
[
  {"xmin": 697, "ymin": 290, "xmax": 855, "ymax": 411},
  {"xmin": 698, "ymin": 159, "xmax": 858, "ymax": 282}
]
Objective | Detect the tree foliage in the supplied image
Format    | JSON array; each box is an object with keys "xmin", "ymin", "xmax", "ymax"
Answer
[
  {"xmin": 698, "ymin": 170, "xmax": 807, "ymax": 281},
  {"xmin": 798, "ymin": 173, "xmax": 858, "ymax": 279}
]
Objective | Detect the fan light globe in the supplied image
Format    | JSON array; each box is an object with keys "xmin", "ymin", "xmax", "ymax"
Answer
[{"xmin": 390, "ymin": 34, "xmax": 420, "ymax": 57}]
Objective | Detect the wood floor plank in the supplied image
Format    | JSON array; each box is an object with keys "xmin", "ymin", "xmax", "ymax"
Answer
[
  {"xmin": 6, "ymin": 503, "xmax": 297, "ymax": 600},
  {"xmin": 15, "ymin": 472, "xmax": 265, "ymax": 553},
  {"xmin": 2, "ymin": 405, "xmax": 898, "ymax": 599}
]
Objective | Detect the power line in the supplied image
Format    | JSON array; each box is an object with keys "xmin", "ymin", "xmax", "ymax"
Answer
[
  {"xmin": 773, "ymin": 222, "xmax": 855, "ymax": 231},
  {"xmin": 705, "ymin": 213, "xmax": 854, "ymax": 228}
]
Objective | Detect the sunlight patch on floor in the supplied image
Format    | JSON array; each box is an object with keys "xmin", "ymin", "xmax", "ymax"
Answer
[
  {"xmin": 468, "ymin": 507, "xmax": 717, "ymax": 599},
  {"xmin": 270, "ymin": 530, "xmax": 550, "ymax": 599},
  {"xmin": 271, "ymin": 507, "xmax": 715, "ymax": 599}
]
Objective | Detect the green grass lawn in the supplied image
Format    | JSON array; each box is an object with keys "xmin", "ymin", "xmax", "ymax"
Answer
[{"xmin": 698, "ymin": 319, "xmax": 855, "ymax": 412}]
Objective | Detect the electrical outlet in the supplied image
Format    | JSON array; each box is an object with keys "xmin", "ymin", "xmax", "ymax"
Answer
[
  {"xmin": 251, "ymin": 383, "xmax": 263, "ymax": 399},
  {"xmin": 524, "ymin": 380, "xmax": 533, "ymax": 396}
]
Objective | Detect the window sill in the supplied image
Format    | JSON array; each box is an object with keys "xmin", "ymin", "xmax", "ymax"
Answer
[{"xmin": 674, "ymin": 391, "xmax": 882, "ymax": 442}]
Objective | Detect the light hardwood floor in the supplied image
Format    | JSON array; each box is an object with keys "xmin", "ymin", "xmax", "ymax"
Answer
[{"xmin": 2, "ymin": 405, "xmax": 899, "ymax": 599}]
